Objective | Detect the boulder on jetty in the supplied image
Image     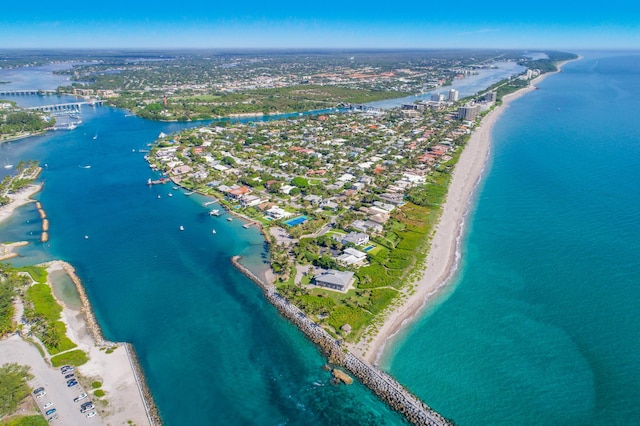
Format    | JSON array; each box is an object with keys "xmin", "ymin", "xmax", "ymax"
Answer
[{"xmin": 332, "ymin": 368, "xmax": 353, "ymax": 385}]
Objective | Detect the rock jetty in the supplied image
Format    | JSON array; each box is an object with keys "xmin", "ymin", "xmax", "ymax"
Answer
[{"xmin": 231, "ymin": 256, "xmax": 453, "ymax": 426}]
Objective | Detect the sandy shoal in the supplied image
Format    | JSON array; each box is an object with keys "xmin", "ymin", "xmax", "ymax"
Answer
[
  {"xmin": 351, "ymin": 61, "xmax": 577, "ymax": 364},
  {"xmin": 0, "ymin": 183, "xmax": 42, "ymax": 224}
]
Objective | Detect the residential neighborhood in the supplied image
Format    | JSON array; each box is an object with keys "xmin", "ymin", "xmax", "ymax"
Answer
[{"xmin": 146, "ymin": 88, "xmax": 490, "ymax": 342}]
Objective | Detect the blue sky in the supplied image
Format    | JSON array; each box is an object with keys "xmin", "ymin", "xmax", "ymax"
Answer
[{"xmin": 1, "ymin": 0, "xmax": 638, "ymax": 49}]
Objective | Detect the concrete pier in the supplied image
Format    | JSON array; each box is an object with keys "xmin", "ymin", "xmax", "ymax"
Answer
[{"xmin": 231, "ymin": 256, "xmax": 453, "ymax": 426}]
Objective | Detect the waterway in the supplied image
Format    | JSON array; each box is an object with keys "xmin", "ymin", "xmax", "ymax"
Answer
[{"xmin": 0, "ymin": 58, "xmax": 527, "ymax": 425}]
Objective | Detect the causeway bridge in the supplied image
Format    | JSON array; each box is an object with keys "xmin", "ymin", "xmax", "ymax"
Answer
[
  {"xmin": 26, "ymin": 100, "xmax": 105, "ymax": 113},
  {"xmin": 0, "ymin": 89, "xmax": 58, "ymax": 96}
]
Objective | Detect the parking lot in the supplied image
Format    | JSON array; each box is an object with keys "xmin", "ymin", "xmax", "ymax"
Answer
[{"xmin": 0, "ymin": 335, "xmax": 100, "ymax": 424}]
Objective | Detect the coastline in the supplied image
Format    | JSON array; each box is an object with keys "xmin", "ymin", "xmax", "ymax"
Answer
[
  {"xmin": 356, "ymin": 59, "xmax": 579, "ymax": 365},
  {"xmin": 42, "ymin": 260, "xmax": 160, "ymax": 425},
  {"xmin": 0, "ymin": 183, "xmax": 42, "ymax": 224}
]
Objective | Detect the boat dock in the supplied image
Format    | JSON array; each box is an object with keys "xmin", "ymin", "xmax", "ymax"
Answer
[{"xmin": 147, "ymin": 178, "xmax": 167, "ymax": 185}]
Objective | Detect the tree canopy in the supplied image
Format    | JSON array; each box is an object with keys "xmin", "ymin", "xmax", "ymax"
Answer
[{"xmin": 0, "ymin": 363, "xmax": 33, "ymax": 417}]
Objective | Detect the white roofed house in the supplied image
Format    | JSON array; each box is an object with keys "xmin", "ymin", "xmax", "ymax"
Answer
[
  {"xmin": 337, "ymin": 248, "xmax": 368, "ymax": 268},
  {"xmin": 240, "ymin": 195, "xmax": 265, "ymax": 208},
  {"xmin": 341, "ymin": 232, "xmax": 370, "ymax": 246}
]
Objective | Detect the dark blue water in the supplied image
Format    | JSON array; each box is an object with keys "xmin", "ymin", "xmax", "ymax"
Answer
[{"xmin": 384, "ymin": 52, "xmax": 640, "ymax": 425}]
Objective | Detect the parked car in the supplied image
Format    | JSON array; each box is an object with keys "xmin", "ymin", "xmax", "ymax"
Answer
[
  {"xmin": 81, "ymin": 404, "xmax": 95, "ymax": 413},
  {"xmin": 60, "ymin": 365, "xmax": 73, "ymax": 373},
  {"xmin": 43, "ymin": 402, "xmax": 53, "ymax": 409},
  {"xmin": 64, "ymin": 373, "xmax": 75, "ymax": 379},
  {"xmin": 45, "ymin": 408, "xmax": 56, "ymax": 416},
  {"xmin": 36, "ymin": 391, "xmax": 47, "ymax": 399},
  {"xmin": 66, "ymin": 380, "xmax": 78, "ymax": 387},
  {"xmin": 73, "ymin": 392, "xmax": 88, "ymax": 402},
  {"xmin": 47, "ymin": 413, "xmax": 59, "ymax": 422},
  {"xmin": 33, "ymin": 387, "xmax": 45, "ymax": 395},
  {"xmin": 86, "ymin": 411, "xmax": 96, "ymax": 418},
  {"xmin": 80, "ymin": 401, "xmax": 93, "ymax": 409}
]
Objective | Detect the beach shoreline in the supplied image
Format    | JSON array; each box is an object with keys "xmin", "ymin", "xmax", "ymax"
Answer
[
  {"xmin": 0, "ymin": 183, "xmax": 42, "ymax": 224},
  {"xmin": 354, "ymin": 58, "xmax": 579, "ymax": 365}
]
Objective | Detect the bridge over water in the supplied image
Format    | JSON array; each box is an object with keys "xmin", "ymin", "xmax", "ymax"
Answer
[
  {"xmin": 0, "ymin": 89, "xmax": 58, "ymax": 96},
  {"xmin": 26, "ymin": 100, "xmax": 105, "ymax": 113}
]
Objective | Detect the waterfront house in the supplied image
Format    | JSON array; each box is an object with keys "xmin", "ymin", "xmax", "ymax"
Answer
[
  {"xmin": 341, "ymin": 232, "xmax": 370, "ymax": 246},
  {"xmin": 337, "ymin": 248, "xmax": 368, "ymax": 267},
  {"xmin": 314, "ymin": 269, "xmax": 355, "ymax": 292}
]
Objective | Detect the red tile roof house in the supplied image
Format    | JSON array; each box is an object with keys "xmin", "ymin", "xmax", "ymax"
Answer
[{"xmin": 227, "ymin": 186, "xmax": 251, "ymax": 199}]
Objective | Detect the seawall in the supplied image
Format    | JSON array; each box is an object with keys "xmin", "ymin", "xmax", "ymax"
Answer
[{"xmin": 231, "ymin": 256, "xmax": 452, "ymax": 426}]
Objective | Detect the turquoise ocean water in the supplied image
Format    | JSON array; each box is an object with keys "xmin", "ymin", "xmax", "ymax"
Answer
[{"xmin": 383, "ymin": 52, "xmax": 640, "ymax": 425}]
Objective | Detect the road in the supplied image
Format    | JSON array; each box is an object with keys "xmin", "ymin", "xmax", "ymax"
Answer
[{"xmin": 0, "ymin": 335, "xmax": 101, "ymax": 424}]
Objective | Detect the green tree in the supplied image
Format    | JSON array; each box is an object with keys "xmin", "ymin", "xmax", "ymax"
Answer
[{"xmin": 0, "ymin": 363, "xmax": 33, "ymax": 417}]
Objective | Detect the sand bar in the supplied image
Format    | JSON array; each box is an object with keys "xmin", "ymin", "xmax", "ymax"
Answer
[
  {"xmin": 352, "ymin": 59, "xmax": 579, "ymax": 364},
  {"xmin": 0, "ymin": 183, "xmax": 42, "ymax": 224}
]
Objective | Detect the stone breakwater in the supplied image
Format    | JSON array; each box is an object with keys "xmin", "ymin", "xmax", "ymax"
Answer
[
  {"xmin": 231, "ymin": 256, "xmax": 452, "ymax": 426},
  {"xmin": 125, "ymin": 343, "xmax": 162, "ymax": 425},
  {"xmin": 40, "ymin": 261, "xmax": 162, "ymax": 425}
]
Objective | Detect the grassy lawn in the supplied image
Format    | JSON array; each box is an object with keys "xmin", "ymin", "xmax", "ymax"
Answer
[
  {"xmin": 26, "ymin": 284, "xmax": 61, "ymax": 322},
  {"xmin": 15, "ymin": 266, "xmax": 48, "ymax": 284},
  {"xmin": 25, "ymin": 284, "xmax": 77, "ymax": 354},
  {"xmin": 51, "ymin": 349, "xmax": 88, "ymax": 367},
  {"xmin": 2, "ymin": 415, "xmax": 48, "ymax": 426}
]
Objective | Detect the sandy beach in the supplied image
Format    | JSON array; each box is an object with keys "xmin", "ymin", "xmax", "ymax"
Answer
[
  {"xmin": 353, "ymin": 60, "xmax": 577, "ymax": 364},
  {"xmin": 0, "ymin": 183, "xmax": 42, "ymax": 224}
]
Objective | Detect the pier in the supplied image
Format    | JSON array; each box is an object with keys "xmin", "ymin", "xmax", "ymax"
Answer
[{"xmin": 231, "ymin": 256, "xmax": 452, "ymax": 426}]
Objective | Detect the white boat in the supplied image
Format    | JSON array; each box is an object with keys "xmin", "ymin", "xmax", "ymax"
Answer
[
  {"xmin": 227, "ymin": 217, "xmax": 232, "ymax": 222},
  {"xmin": 92, "ymin": 134, "xmax": 98, "ymax": 140},
  {"xmin": 157, "ymin": 195, "xmax": 161, "ymax": 199},
  {"xmin": 184, "ymin": 191, "xmax": 195, "ymax": 196},
  {"xmin": 168, "ymin": 193, "xmax": 173, "ymax": 197},
  {"xmin": 212, "ymin": 229, "xmax": 217, "ymax": 234},
  {"xmin": 209, "ymin": 209, "xmax": 220, "ymax": 216},
  {"xmin": 4, "ymin": 159, "xmax": 12, "ymax": 169},
  {"xmin": 84, "ymin": 235, "xmax": 89, "ymax": 239},
  {"xmin": 179, "ymin": 225, "xmax": 184, "ymax": 231}
]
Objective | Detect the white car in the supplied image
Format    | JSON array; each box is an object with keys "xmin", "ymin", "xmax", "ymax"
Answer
[
  {"xmin": 43, "ymin": 402, "xmax": 53, "ymax": 409},
  {"xmin": 36, "ymin": 391, "xmax": 47, "ymax": 399},
  {"xmin": 87, "ymin": 411, "xmax": 97, "ymax": 418},
  {"xmin": 73, "ymin": 392, "xmax": 87, "ymax": 402}
]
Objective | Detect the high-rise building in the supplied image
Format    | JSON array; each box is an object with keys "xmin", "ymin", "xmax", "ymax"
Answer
[
  {"xmin": 484, "ymin": 91, "xmax": 497, "ymax": 102},
  {"xmin": 430, "ymin": 93, "xmax": 445, "ymax": 102},
  {"xmin": 457, "ymin": 104, "xmax": 481, "ymax": 121},
  {"xmin": 448, "ymin": 89, "xmax": 459, "ymax": 102}
]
